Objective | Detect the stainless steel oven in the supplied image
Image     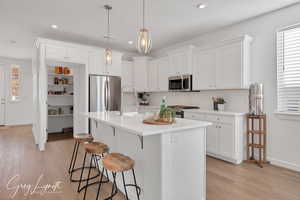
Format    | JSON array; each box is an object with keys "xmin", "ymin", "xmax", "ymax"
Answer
[{"xmin": 168, "ymin": 75, "xmax": 192, "ymax": 91}]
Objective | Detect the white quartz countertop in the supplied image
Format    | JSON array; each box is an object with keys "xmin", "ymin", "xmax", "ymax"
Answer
[
  {"xmin": 183, "ymin": 109, "xmax": 246, "ymax": 116},
  {"xmin": 85, "ymin": 112, "xmax": 212, "ymax": 137}
]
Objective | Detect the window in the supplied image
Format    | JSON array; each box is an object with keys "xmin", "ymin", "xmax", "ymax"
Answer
[
  {"xmin": 11, "ymin": 65, "xmax": 21, "ymax": 101},
  {"xmin": 277, "ymin": 25, "xmax": 300, "ymax": 114}
]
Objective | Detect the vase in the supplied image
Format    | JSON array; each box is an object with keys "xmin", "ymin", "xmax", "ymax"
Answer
[{"xmin": 218, "ymin": 104, "xmax": 225, "ymax": 111}]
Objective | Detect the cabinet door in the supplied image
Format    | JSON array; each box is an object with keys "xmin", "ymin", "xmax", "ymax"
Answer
[
  {"xmin": 206, "ymin": 123, "xmax": 219, "ymax": 155},
  {"xmin": 157, "ymin": 57, "xmax": 170, "ymax": 91},
  {"xmin": 122, "ymin": 61, "xmax": 133, "ymax": 91},
  {"xmin": 192, "ymin": 49, "xmax": 216, "ymax": 90},
  {"xmin": 216, "ymin": 43, "xmax": 242, "ymax": 89},
  {"xmin": 88, "ymin": 49, "xmax": 105, "ymax": 75},
  {"xmin": 67, "ymin": 48, "xmax": 88, "ymax": 64},
  {"xmin": 219, "ymin": 123, "xmax": 235, "ymax": 159},
  {"xmin": 45, "ymin": 44, "xmax": 67, "ymax": 60},
  {"xmin": 169, "ymin": 53, "xmax": 190, "ymax": 75},
  {"xmin": 107, "ymin": 52, "xmax": 122, "ymax": 76},
  {"xmin": 148, "ymin": 61, "xmax": 158, "ymax": 92},
  {"xmin": 133, "ymin": 59, "xmax": 148, "ymax": 92}
]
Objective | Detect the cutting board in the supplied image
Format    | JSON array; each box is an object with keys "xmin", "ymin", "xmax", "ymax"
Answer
[{"xmin": 143, "ymin": 119, "xmax": 174, "ymax": 125}]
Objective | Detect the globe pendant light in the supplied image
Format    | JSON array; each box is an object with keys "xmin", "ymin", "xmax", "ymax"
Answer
[
  {"xmin": 137, "ymin": 0, "xmax": 152, "ymax": 54},
  {"xmin": 104, "ymin": 5, "xmax": 112, "ymax": 65}
]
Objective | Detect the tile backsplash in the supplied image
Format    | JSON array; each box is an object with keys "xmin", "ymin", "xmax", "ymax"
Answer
[{"xmin": 147, "ymin": 90, "xmax": 249, "ymax": 113}]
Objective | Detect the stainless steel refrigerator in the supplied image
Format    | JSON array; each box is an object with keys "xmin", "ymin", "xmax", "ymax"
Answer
[{"xmin": 89, "ymin": 75, "xmax": 121, "ymax": 112}]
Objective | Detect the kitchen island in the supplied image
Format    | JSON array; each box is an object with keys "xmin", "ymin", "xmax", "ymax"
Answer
[{"xmin": 86, "ymin": 111, "xmax": 211, "ymax": 200}]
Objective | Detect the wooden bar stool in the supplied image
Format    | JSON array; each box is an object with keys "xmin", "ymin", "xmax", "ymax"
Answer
[
  {"xmin": 96, "ymin": 153, "xmax": 141, "ymax": 200},
  {"xmin": 80, "ymin": 142, "xmax": 110, "ymax": 200},
  {"xmin": 68, "ymin": 133, "xmax": 98, "ymax": 182}
]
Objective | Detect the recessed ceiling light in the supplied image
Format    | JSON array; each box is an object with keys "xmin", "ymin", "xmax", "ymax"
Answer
[
  {"xmin": 51, "ymin": 24, "xmax": 58, "ymax": 29},
  {"xmin": 196, "ymin": 3, "xmax": 207, "ymax": 9},
  {"xmin": 128, "ymin": 41, "xmax": 134, "ymax": 45}
]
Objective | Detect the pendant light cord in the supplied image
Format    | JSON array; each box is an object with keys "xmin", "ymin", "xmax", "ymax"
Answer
[
  {"xmin": 107, "ymin": 7, "xmax": 110, "ymax": 40},
  {"xmin": 143, "ymin": 0, "xmax": 145, "ymax": 29}
]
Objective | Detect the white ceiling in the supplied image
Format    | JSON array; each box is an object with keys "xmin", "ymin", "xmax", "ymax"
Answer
[{"xmin": 0, "ymin": 0, "xmax": 300, "ymax": 58}]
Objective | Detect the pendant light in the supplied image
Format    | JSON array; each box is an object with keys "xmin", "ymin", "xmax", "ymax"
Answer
[
  {"xmin": 104, "ymin": 5, "xmax": 112, "ymax": 65},
  {"xmin": 137, "ymin": 0, "xmax": 152, "ymax": 54}
]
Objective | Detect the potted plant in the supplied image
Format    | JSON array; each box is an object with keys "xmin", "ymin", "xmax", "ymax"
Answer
[{"xmin": 212, "ymin": 97, "xmax": 226, "ymax": 111}]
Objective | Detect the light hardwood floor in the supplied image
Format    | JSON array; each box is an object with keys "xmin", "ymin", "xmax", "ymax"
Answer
[{"xmin": 0, "ymin": 125, "xmax": 299, "ymax": 200}]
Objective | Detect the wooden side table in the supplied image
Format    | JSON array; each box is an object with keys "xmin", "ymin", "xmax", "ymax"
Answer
[{"xmin": 246, "ymin": 114, "xmax": 269, "ymax": 167}]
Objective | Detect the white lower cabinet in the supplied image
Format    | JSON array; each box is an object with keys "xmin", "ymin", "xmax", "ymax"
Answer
[{"xmin": 185, "ymin": 111, "xmax": 244, "ymax": 164}]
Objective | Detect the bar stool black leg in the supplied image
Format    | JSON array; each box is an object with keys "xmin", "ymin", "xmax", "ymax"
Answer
[
  {"xmin": 96, "ymin": 167, "xmax": 105, "ymax": 200},
  {"xmin": 70, "ymin": 141, "xmax": 80, "ymax": 181},
  {"xmin": 132, "ymin": 168, "xmax": 140, "ymax": 200},
  {"xmin": 83, "ymin": 154, "xmax": 94, "ymax": 200},
  {"xmin": 107, "ymin": 172, "xmax": 117, "ymax": 200},
  {"xmin": 77, "ymin": 151, "xmax": 87, "ymax": 192},
  {"xmin": 121, "ymin": 172, "xmax": 129, "ymax": 200},
  {"xmin": 68, "ymin": 141, "xmax": 79, "ymax": 173}
]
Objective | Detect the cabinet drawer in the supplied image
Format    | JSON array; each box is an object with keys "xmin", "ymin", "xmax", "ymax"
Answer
[
  {"xmin": 206, "ymin": 114, "xmax": 234, "ymax": 124},
  {"xmin": 184, "ymin": 112, "xmax": 206, "ymax": 121}
]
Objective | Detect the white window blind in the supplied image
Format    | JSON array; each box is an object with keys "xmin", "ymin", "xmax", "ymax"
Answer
[{"xmin": 277, "ymin": 26, "xmax": 300, "ymax": 113}]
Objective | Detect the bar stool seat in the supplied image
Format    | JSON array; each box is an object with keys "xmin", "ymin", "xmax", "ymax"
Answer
[
  {"xmin": 84, "ymin": 142, "xmax": 109, "ymax": 155},
  {"xmin": 74, "ymin": 133, "xmax": 93, "ymax": 143},
  {"xmin": 80, "ymin": 141, "xmax": 110, "ymax": 200},
  {"xmin": 102, "ymin": 153, "xmax": 135, "ymax": 172}
]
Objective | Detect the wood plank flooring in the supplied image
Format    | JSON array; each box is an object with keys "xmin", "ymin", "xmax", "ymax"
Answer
[{"xmin": 0, "ymin": 125, "xmax": 299, "ymax": 200}]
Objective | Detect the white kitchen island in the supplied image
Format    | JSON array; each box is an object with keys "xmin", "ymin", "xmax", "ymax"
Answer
[{"xmin": 86, "ymin": 112, "xmax": 211, "ymax": 200}]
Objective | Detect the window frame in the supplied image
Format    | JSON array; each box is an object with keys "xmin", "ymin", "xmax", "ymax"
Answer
[
  {"xmin": 10, "ymin": 65, "xmax": 21, "ymax": 102},
  {"xmin": 276, "ymin": 23, "xmax": 300, "ymax": 119}
]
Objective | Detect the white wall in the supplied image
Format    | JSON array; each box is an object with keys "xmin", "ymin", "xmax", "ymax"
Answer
[
  {"xmin": 150, "ymin": 4, "xmax": 300, "ymax": 171},
  {"xmin": 0, "ymin": 57, "xmax": 33, "ymax": 125}
]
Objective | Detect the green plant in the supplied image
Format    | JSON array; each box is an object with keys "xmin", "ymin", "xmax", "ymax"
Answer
[{"xmin": 159, "ymin": 107, "xmax": 176, "ymax": 120}]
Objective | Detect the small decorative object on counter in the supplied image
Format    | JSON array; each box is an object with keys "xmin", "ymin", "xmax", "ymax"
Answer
[
  {"xmin": 143, "ymin": 96, "xmax": 176, "ymax": 125},
  {"xmin": 212, "ymin": 97, "xmax": 226, "ymax": 111}
]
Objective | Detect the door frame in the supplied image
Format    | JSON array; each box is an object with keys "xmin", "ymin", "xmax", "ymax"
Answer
[{"xmin": 0, "ymin": 65, "xmax": 7, "ymax": 125}]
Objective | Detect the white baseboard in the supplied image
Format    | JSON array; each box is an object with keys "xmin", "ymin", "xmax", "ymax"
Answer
[{"xmin": 268, "ymin": 157, "xmax": 300, "ymax": 172}]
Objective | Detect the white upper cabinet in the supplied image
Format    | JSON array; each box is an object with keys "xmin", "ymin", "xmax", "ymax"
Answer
[
  {"xmin": 122, "ymin": 61, "xmax": 134, "ymax": 91},
  {"xmin": 148, "ymin": 60, "xmax": 158, "ymax": 92},
  {"xmin": 88, "ymin": 49, "xmax": 122, "ymax": 76},
  {"xmin": 108, "ymin": 52, "xmax": 122, "ymax": 76},
  {"xmin": 157, "ymin": 57, "xmax": 170, "ymax": 91},
  {"xmin": 167, "ymin": 45, "xmax": 194, "ymax": 76},
  {"xmin": 192, "ymin": 49, "xmax": 216, "ymax": 90},
  {"xmin": 133, "ymin": 57, "xmax": 150, "ymax": 92},
  {"xmin": 88, "ymin": 49, "xmax": 105, "ymax": 75},
  {"xmin": 67, "ymin": 47, "xmax": 88, "ymax": 64},
  {"xmin": 45, "ymin": 44, "xmax": 88, "ymax": 64},
  {"xmin": 215, "ymin": 42, "xmax": 243, "ymax": 89},
  {"xmin": 45, "ymin": 44, "xmax": 67, "ymax": 61},
  {"xmin": 192, "ymin": 35, "xmax": 252, "ymax": 90}
]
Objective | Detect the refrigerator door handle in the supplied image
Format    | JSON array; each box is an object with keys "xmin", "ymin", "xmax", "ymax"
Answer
[{"xmin": 105, "ymin": 80, "xmax": 109, "ymax": 111}]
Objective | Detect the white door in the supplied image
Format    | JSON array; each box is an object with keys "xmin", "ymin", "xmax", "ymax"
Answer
[
  {"xmin": 219, "ymin": 123, "xmax": 235, "ymax": 159},
  {"xmin": 0, "ymin": 66, "xmax": 6, "ymax": 125},
  {"xmin": 192, "ymin": 49, "xmax": 216, "ymax": 90},
  {"xmin": 206, "ymin": 123, "xmax": 219, "ymax": 154}
]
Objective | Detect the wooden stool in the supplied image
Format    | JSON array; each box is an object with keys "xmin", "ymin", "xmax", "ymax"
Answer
[
  {"xmin": 96, "ymin": 153, "xmax": 141, "ymax": 200},
  {"xmin": 68, "ymin": 133, "xmax": 95, "ymax": 182},
  {"xmin": 80, "ymin": 142, "xmax": 110, "ymax": 200}
]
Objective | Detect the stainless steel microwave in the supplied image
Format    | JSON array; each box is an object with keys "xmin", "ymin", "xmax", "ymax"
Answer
[{"xmin": 168, "ymin": 75, "xmax": 192, "ymax": 91}]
